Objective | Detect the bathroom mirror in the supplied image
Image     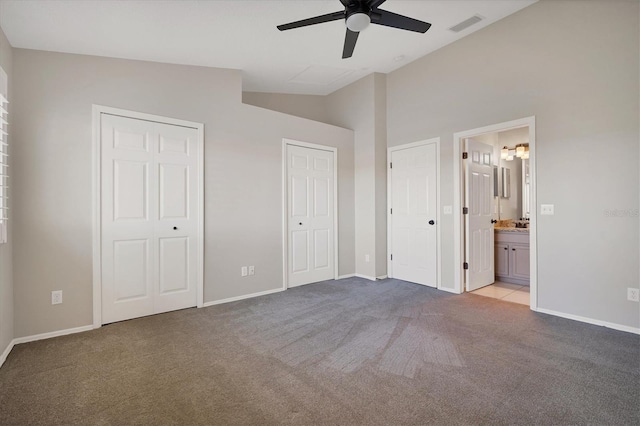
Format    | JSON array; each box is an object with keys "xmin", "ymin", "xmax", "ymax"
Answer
[
  {"xmin": 501, "ymin": 167, "xmax": 510, "ymax": 198},
  {"xmin": 522, "ymin": 159, "xmax": 530, "ymax": 218}
]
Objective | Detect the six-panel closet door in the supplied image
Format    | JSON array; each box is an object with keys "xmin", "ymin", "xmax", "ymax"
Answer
[
  {"xmin": 101, "ymin": 114, "xmax": 198, "ymax": 324},
  {"xmin": 287, "ymin": 144, "xmax": 335, "ymax": 287}
]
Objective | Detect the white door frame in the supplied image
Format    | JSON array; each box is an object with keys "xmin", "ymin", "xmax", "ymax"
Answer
[
  {"xmin": 387, "ymin": 138, "xmax": 442, "ymax": 289},
  {"xmin": 92, "ymin": 105, "xmax": 205, "ymax": 328},
  {"xmin": 282, "ymin": 138, "xmax": 339, "ymax": 289},
  {"xmin": 452, "ymin": 116, "xmax": 537, "ymax": 310}
]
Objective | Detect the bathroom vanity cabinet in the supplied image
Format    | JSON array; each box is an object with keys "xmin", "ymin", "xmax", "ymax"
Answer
[{"xmin": 495, "ymin": 229, "xmax": 530, "ymax": 285}]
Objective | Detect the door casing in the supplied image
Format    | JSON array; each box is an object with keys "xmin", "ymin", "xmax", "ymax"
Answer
[
  {"xmin": 387, "ymin": 138, "xmax": 441, "ymax": 289},
  {"xmin": 282, "ymin": 139, "xmax": 339, "ymax": 289},
  {"xmin": 92, "ymin": 105, "xmax": 205, "ymax": 328},
  {"xmin": 452, "ymin": 116, "xmax": 537, "ymax": 310}
]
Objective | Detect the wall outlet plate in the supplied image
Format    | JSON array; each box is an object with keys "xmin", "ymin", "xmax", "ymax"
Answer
[
  {"xmin": 365, "ymin": 254, "xmax": 370, "ymax": 263},
  {"xmin": 443, "ymin": 205, "xmax": 453, "ymax": 215},
  {"xmin": 248, "ymin": 265, "xmax": 255, "ymax": 276},
  {"xmin": 51, "ymin": 290, "xmax": 63, "ymax": 305},
  {"xmin": 627, "ymin": 288, "xmax": 639, "ymax": 302},
  {"xmin": 541, "ymin": 204, "xmax": 554, "ymax": 215},
  {"xmin": 241, "ymin": 266, "xmax": 248, "ymax": 277}
]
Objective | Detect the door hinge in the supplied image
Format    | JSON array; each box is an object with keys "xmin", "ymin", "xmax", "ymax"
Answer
[
  {"xmin": 390, "ymin": 254, "xmax": 393, "ymax": 261},
  {"xmin": 463, "ymin": 207, "xmax": 469, "ymax": 215},
  {"xmin": 463, "ymin": 262, "xmax": 469, "ymax": 270},
  {"xmin": 462, "ymin": 152, "xmax": 468, "ymax": 159},
  {"xmin": 389, "ymin": 162, "xmax": 392, "ymax": 169},
  {"xmin": 390, "ymin": 208, "xmax": 392, "ymax": 214}
]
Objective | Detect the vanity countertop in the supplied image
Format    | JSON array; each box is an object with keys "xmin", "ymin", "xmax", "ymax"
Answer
[{"xmin": 495, "ymin": 226, "xmax": 529, "ymax": 234}]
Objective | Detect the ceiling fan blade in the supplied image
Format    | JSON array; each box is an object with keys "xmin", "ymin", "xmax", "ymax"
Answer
[
  {"xmin": 371, "ymin": 9, "xmax": 431, "ymax": 33},
  {"xmin": 342, "ymin": 29, "xmax": 360, "ymax": 59},
  {"xmin": 367, "ymin": 0, "xmax": 388, "ymax": 9},
  {"xmin": 339, "ymin": 0, "xmax": 351, "ymax": 6},
  {"xmin": 277, "ymin": 11, "xmax": 344, "ymax": 31}
]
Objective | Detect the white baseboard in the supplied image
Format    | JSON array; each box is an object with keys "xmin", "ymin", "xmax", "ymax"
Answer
[
  {"xmin": 0, "ymin": 339, "xmax": 15, "ymax": 369},
  {"xmin": 1, "ymin": 324, "xmax": 94, "ymax": 369},
  {"xmin": 336, "ymin": 274, "xmax": 355, "ymax": 280},
  {"xmin": 202, "ymin": 287, "xmax": 285, "ymax": 307},
  {"xmin": 355, "ymin": 274, "xmax": 377, "ymax": 282},
  {"xmin": 534, "ymin": 307, "xmax": 640, "ymax": 335},
  {"xmin": 13, "ymin": 325, "xmax": 94, "ymax": 345},
  {"xmin": 376, "ymin": 275, "xmax": 388, "ymax": 280}
]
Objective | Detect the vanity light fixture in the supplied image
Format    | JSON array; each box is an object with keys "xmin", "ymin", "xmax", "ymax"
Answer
[{"xmin": 502, "ymin": 144, "xmax": 529, "ymax": 161}]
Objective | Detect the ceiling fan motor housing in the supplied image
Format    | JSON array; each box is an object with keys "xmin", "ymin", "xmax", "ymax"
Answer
[{"xmin": 345, "ymin": 2, "xmax": 371, "ymax": 32}]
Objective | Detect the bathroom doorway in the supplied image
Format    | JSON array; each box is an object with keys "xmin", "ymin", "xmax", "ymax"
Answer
[{"xmin": 452, "ymin": 117, "xmax": 537, "ymax": 309}]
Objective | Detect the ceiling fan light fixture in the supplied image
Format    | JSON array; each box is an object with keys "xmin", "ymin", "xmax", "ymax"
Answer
[{"xmin": 346, "ymin": 12, "xmax": 371, "ymax": 32}]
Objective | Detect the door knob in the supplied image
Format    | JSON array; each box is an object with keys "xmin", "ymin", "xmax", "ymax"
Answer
[
  {"xmin": 491, "ymin": 219, "xmax": 497, "ymax": 224},
  {"xmin": 428, "ymin": 220, "xmax": 435, "ymax": 225},
  {"xmin": 299, "ymin": 222, "xmax": 303, "ymax": 225},
  {"xmin": 173, "ymin": 226, "xmax": 178, "ymax": 230}
]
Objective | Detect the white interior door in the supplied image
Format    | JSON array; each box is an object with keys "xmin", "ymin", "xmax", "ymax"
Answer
[
  {"xmin": 101, "ymin": 113, "xmax": 199, "ymax": 324},
  {"xmin": 464, "ymin": 138, "xmax": 495, "ymax": 291},
  {"xmin": 287, "ymin": 144, "xmax": 335, "ymax": 287},
  {"xmin": 390, "ymin": 143, "xmax": 437, "ymax": 287}
]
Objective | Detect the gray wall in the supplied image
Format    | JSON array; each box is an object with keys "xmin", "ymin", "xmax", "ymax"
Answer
[
  {"xmin": 373, "ymin": 74, "xmax": 387, "ymax": 278},
  {"xmin": 243, "ymin": 92, "xmax": 328, "ymax": 124},
  {"xmin": 245, "ymin": 78, "xmax": 389, "ymax": 280},
  {"xmin": 12, "ymin": 50, "xmax": 354, "ymax": 337},
  {"xmin": 325, "ymin": 74, "xmax": 387, "ymax": 280},
  {"xmin": 386, "ymin": 0, "xmax": 639, "ymax": 328},
  {"xmin": 0, "ymin": 25, "xmax": 13, "ymax": 355}
]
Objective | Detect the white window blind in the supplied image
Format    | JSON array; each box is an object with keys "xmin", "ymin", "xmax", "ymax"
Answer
[{"xmin": 0, "ymin": 91, "xmax": 7, "ymax": 244}]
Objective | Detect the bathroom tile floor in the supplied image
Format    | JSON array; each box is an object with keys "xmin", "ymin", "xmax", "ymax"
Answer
[{"xmin": 470, "ymin": 281, "xmax": 530, "ymax": 305}]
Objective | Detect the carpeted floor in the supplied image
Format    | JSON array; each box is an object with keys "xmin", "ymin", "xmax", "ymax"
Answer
[{"xmin": 0, "ymin": 277, "xmax": 638, "ymax": 425}]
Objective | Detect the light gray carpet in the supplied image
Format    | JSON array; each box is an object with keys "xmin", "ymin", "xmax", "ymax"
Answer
[{"xmin": 0, "ymin": 277, "xmax": 638, "ymax": 425}]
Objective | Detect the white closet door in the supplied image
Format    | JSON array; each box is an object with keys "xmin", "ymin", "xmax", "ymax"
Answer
[
  {"xmin": 465, "ymin": 138, "xmax": 495, "ymax": 291},
  {"xmin": 390, "ymin": 144, "xmax": 437, "ymax": 287},
  {"xmin": 154, "ymin": 121, "xmax": 198, "ymax": 313},
  {"xmin": 287, "ymin": 144, "xmax": 335, "ymax": 287},
  {"xmin": 101, "ymin": 114, "xmax": 198, "ymax": 324}
]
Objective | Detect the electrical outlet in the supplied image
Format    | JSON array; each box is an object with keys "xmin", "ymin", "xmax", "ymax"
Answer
[
  {"xmin": 241, "ymin": 266, "xmax": 248, "ymax": 277},
  {"xmin": 627, "ymin": 288, "xmax": 639, "ymax": 302},
  {"xmin": 248, "ymin": 266, "xmax": 255, "ymax": 276},
  {"xmin": 51, "ymin": 290, "xmax": 63, "ymax": 305},
  {"xmin": 365, "ymin": 254, "xmax": 370, "ymax": 263}
]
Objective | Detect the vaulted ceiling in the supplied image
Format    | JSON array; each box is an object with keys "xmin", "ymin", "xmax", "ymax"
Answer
[{"xmin": 0, "ymin": 0, "xmax": 537, "ymax": 95}]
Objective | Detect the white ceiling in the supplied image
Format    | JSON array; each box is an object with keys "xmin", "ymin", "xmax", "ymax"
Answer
[{"xmin": 0, "ymin": 0, "xmax": 537, "ymax": 95}]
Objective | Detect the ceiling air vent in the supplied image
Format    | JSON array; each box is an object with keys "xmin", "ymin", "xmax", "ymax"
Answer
[{"xmin": 449, "ymin": 15, "xmax": 484, "ymax": 33}]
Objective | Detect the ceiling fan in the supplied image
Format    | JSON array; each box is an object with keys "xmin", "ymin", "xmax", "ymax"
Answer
[{"xmin": 277, "ymin": 0, "xmax": 431, "ymax": 59}]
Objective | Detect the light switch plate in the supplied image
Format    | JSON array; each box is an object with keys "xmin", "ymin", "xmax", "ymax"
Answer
[{"xmin": 541, "ymin": 204, "xmax": 554, "ymax": 215}]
